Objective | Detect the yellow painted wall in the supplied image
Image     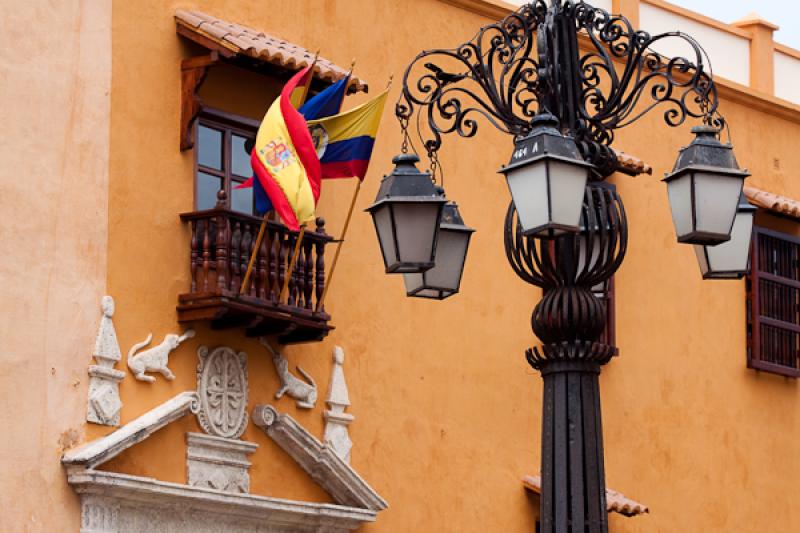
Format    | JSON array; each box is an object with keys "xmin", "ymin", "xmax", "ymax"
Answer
[
  {"xmin": 0, "ymin": 0, "xmax": 111, "ymax": 531},
  {"xmin": 12, "ymin": 0, "xmax": 800, "ymax": 531}
]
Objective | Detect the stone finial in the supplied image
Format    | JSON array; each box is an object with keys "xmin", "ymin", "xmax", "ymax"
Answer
[
  {"xmin": 323, "ymin": 346, "xmax": 354, "ymax": 463},
  {"xmin": 87, "ymin": 296, "xmax": 125, "ymax": 426},
  {"xmin": 94, "ymin": 295, "xmax": 121, "ymax": 365}
]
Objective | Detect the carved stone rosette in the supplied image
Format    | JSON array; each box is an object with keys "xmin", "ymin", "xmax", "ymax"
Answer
[{"xmin": 195, "ymin": 346, "xmax": 248, "ymax": 439}]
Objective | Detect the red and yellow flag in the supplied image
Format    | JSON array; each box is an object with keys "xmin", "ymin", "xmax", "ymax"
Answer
[{"xmin": 251, "ymin": 66, "xmax": 321, "ymax": 230}]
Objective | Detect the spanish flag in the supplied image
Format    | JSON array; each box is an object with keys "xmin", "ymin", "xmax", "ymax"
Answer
[
  {"xmin": 307, "ymin": 89, "xmax": 388, "ymax": 181},
  {"xmin": 251, "ymin": 66, "xmax": 321, "ymax": 230}
]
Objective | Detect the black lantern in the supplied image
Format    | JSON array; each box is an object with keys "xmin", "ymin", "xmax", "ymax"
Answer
[
  {"xmin": 499, "ymin": 114, "xmax": 593, "ymax": 238},
  {"xmin": 664, "ymin": 125, "xmax": 750, "ymax": 245},
  {"xmin": 694, "ymin": 191, "xmax": 756, "ymax": 279},
  {"xmin": 367, "ymin": 154, "xmax": 448, "ymax": 273},
  {"xmin": 403, "ymin": 199, "xmax": 475, "ymax": 299}
]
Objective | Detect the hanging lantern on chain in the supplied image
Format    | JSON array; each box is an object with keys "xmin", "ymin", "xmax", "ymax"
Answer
[
  {"xmin": 367, "ymin": 153, "xmax": 447, "ymax": 273},
  {"xmin": 664, "ymin": 125, "xmax": 750, "ymax": 245},
  {"xmin": 404, "ymin": 193, "xmax": 475, "ymax": 299}
]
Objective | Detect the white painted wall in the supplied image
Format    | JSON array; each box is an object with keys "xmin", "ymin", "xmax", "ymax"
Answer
[
  {"xmin": 775, "ymin": 51, "xmax": 800, "ymax": 105},
  {"xmin": 640, "ymin": 3, "xmax": 749, "ymax": 86}
]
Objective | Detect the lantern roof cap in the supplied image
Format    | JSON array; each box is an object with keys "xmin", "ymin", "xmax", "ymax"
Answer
[
  {"xmin": 500, "ymin": 113, "xmax": 593, "ymax": 174},
  {"xmin": 441, "ymin": 201, "xmax": 476, "ymax": 233},
  {"xmin": 366, "ymin": 153, "xmax": 447, "ymax": 212},
  {"xmin": 664, "ymin": 125, "xmax": 750, "ymax": 182}
]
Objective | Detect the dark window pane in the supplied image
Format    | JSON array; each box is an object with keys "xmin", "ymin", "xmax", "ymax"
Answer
[
  {"xmin": 198, "ymin": 125, "xmax": 223, "ymax": 170},
  {"xmin": 231, "ymin": 134, "xmax": 253, "ymax": 177},
  {"xmin": 197, "ymin": 172, "xmax": 221, "ymax": 210},
  {"xmin": 231, "ymin": 183, "xmax": 253, "ymax": 215}
]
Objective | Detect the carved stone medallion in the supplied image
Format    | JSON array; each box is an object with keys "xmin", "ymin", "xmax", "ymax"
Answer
[{"xmin": 196, "ymin": 346, "xmax": 248, "ymax": 439}]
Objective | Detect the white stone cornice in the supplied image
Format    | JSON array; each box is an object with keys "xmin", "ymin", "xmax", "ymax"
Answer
[
  {"xmin": 252, "ymin": 404, "xmax": 388, "ymax": 512},
  {"xmin": 68, "ymin": 469, "xmax": 376, "ymax": 531},
  {"xmin": 63, "ymin": 391, "xmax": 199, "ymax": 470}
]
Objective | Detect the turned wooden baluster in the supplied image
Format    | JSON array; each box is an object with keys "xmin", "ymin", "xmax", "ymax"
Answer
[
  {"xmin": 287, "ymin": 232, "xmax": 298, "ymax": 307},
  {"xmin": 215, "ymin": 219, "xmax": 228, "ymax": 293},
  {"xmin": 295, "ymin": 242, "xmax": 306, "ymax": 308},
  {"xmin": 190, "ymin": 220, "xmax": 198, "ymax": 293},
  {"xmin": 278, "ymin": 229, "xmax": 288, "ymax": 304},
  {"xmin": 214, "ymin": 191, "xmax": 228, "ymax": 293},
  {"xmin": 202, "ymin": 220, "xmax": 211, "ymax": 292},
  {"xmin": 240, "ymin": 223, "xmax": 253, "ymax": 295},
  {"xmin": 315, "ymin": 218, "xmax": 327, "ymax": 312},
  {"xmin": 258, "ymin": 225, "xmax": 268, "ymax": 299},
  {"xmin": 303, "ymin": 238, "xmax": 314, "ymax": 310},
  {"xmin": 269, "ymin": 226, "xmax": 279, "ymax": 303},
  {"xmin": 230, "ymin": 220, "xmax": 242, "ymax": 292},
  {"xmin": 248, "ymin": 222, "xmax": 258, "ymax": 298}
]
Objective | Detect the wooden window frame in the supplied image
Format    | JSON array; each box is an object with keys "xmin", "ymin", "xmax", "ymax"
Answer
[
  {"xmin": 747, "ymin": 226, "xmax": 800, "ymax": 378},
  {"xmin": 194, "ymin": 107, "xmax": 259, "ymax": 213}
]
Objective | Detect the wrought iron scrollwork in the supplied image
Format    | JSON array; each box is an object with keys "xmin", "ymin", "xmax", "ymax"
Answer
[
  {"xmin": 396, "ymin": 0, "xmax": 549, "ymax": 155},
  {"xmin": 504, "ymin": 182, "xmax": 627, "ymax": 359},
  {"xmin": 396, "ymin": 0, "xmax": 724, "ymax": 177}
]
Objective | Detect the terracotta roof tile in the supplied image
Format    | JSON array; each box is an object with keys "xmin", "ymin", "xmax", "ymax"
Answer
[
  {"xmin": 615, "ymin": 150, "xmax": 653, "ymax": 176},
  {"xmin": 175, "ymin": 9, "xmax": 367, "ymax": 93},
  {"xmin": 744, "ymin": 186, "xmax": 800, "ymax": 219},
  {"xmin": 523, "ymin": 475, "xmax": 649, "ymax": 518}
]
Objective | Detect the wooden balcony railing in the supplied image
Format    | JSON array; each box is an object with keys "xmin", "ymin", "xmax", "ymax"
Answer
[{"xmin": 177, "ymin": 204, "xmax": 334, "ymax": 344}]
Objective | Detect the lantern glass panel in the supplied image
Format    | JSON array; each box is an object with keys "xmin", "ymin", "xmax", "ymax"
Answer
[
  {"xmin": 666, "ymin": 174, "xmax": 693, "ymax": 239},
  {"xmin": 373, "ymin": 204, "xmax": 398, "ymax": 268},
  {"xmin": 392, "ymin": 202, "xmax": 442, "ymax": 269},
  {"xmin": 694, "ymin": 172, "xmax": 744, "ymax": 239},
  {"xmin": 694, "ymin": 207, "xmax": 754, "ymax": 278},
  {"xmin": 505, "ymin": 161, "xmax": 549, "ymax": 234},
  {"xmin": 550, "ymin": 160, "xmax": 590, "ymax": 233}
]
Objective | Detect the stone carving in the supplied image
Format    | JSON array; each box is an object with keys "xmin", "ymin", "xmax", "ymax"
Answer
[
  {"xmin": 87, "ymin": 296, "xmax": 126, "ymax": 426},
  {"xmin": 324, "ymin": 346, "xmax": 355, "ymax": 463},
  {"xmin": 80, "ymin": 495, "xmax": 119, "ymax": 533},
  {"xmin": 252, "ymin": 404, "xmax": 388, "ymax": 512},
  {"xmin": 127, "ymin": 329, "xmax": 195, "ymax": 383},
  {"xmin": 196, "ymin": 346, "xmax": 248, "ymax": 438},
  {"xmin": 260, "ymin": 337, "xmax": 317, "ymax": 409},
  {"xmin": 186, "ymin": 432, "xmax": 257, "ymax": 493}
]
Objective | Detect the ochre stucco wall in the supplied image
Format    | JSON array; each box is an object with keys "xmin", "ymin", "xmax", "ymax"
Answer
[
  {"xmin": 0, "ymin": 0, "xmax": 112, "ymax": 531},
  {"xmin": 86, "ymin": 0, "xmax": 800, "ymax": 532}
]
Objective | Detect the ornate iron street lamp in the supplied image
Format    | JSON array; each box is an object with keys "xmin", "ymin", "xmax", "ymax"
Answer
[{"xmin": 375, "ymin": 1, "xmax": 751, "ymax": 531}]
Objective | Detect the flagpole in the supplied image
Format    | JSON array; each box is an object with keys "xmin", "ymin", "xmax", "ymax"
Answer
[
  {"xmin": 316, "ymin": 180, "xmax": 361, "ymax": 312},
  {"xmin": 240, "ymin": 52, "xmax": 320, "ymax": 296},
  {"xmin": 280, "ymin": 223, "xmax": 307, "ymax": 302},
  {"xmin": 315, "ymin": 74, "xmax": 392, "ymax": 312},
  {"xmin": 240, "ymin": 221, "xmax": 268, "ymax": 294}
]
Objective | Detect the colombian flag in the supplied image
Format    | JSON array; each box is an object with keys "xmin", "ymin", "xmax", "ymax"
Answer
[
  {"xmin": 307, "ymin": 90, "xmax": 388, "ymax": 181},
  {"xmin": 250, "ymin": 66, "xmax": 321, "ymax": 230}
]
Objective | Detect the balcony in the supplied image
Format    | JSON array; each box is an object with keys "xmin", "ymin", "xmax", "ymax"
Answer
[{"xmin": 177, "ymin": 206, "xmax": 334, "ymax": 344}]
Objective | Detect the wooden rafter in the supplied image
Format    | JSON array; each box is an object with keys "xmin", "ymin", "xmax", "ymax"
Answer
[{"xmin": 180, "ymin": 51, "xmax": 219, "ymax": 151}]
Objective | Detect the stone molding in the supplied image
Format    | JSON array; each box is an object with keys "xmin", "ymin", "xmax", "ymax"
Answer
[
  {"xmin": 68, "ymin": 470, "xmax": 376, "ymax": 532},
  {"xmin": 186, "ymin": 432, "xmax": 257, "ymax": 493},
  {"xmin": 64, "ymin": 391, "xmax": 199, "ymax": 470},
  {"xmin": 252, "ymin": 404, "xmax": 388, "ymax": 512}
]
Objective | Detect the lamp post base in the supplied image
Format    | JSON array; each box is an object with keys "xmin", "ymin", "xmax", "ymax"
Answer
[{"xmin": 529, "ymin": 342, "xmax": 615, "ymax": 533}]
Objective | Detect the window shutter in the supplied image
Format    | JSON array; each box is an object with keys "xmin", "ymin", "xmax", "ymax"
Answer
[{"xmin": 747, "ymin": 227, "xmax": 800, "ymax": 377}]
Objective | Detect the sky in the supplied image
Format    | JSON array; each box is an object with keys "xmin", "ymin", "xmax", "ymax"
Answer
[{"xmin": 665, "ymin": 0, "xmax": 799, "ymax": 49}]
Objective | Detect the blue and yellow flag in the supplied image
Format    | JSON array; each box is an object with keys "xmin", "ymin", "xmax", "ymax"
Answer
[{"xmin": 307, "ymin": 90, "xmax": 388, "ymax": 181}]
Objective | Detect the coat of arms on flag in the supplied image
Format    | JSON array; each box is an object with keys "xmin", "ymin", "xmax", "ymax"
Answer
[{"xmin": 260, "ymin": 139, "xmax": 296, "ymax": 173}]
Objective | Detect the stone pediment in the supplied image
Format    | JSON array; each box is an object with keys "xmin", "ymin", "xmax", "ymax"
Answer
[{"xmin": 62, "ymin": 391, "xmax": 387, "ymax": 532}]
